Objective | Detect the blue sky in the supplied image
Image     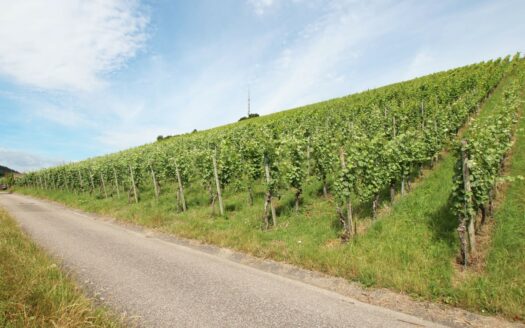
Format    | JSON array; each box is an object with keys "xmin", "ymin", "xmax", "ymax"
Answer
[{"xmin": 1, "ymin": 0, "xmax": 524, "ymax": 172}]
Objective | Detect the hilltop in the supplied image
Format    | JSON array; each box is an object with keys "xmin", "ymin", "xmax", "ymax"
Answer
[{"xmin": 0, "ymin": 165, "xmax": 18, "ymax": 177}]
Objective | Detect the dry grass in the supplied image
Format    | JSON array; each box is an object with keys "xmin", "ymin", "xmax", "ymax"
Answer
[{"xmin": 0, "ymin": 208, "xmax": 121, "ymax": 327}]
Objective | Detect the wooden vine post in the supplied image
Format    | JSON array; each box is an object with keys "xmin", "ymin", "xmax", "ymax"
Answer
[
  {"xmin": 149, "ymin": 163, "xmax": 160, "ymax": 201},
  {"xmin": 263, "ymin": 155, "xmax": 277, "ymax": 228},
  {"xmin": 391, "ymin": 115, "xmax": 407, "ymax": 197},
  {"xmin": 129, "ymin": 165, "xmax": 139, "ymax": 204},
  {"xmin": 458, "ymin": 140, "xmax": 475, "ymax": 266},
  {"xmin": 338, "ymin": 147, "xmax": 354, "ymax": 239},
  {"xmin": 100, "ymin": 172, "xmax": 108, "ymax": 199},
  {"xmin": 113, "ymin": 167, "xmax": 120, "ymax": 198},
  {"xmin": 212, "ymin": 147, "xmax": 224, "ymax": 216},
  {"xmin": 174, "ymin": 159, "xmax": 187, "ymax": 212},
  {"xmin": 89, "ymin": 169, "xmax": 96, "ymax": 193},
  {"xmin": 372, "ymin": 194, "xmax": 380, "ymax": 220}
]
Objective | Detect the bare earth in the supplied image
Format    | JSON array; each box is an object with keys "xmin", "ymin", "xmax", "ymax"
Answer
[{"xmin": 0, "ymin": 193, "xmax": 521, "ymax": 328}]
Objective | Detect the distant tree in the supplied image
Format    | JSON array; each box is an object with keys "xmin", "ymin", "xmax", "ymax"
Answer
[
  {"xmin": 239, "ymin": 113, "xmax": 260, "ymax": 121},
  {"xmin": 157, "ymin": 135, "xmax": 164, "ymax": 141},
  {"xmin": 0, "ymin": 165, "xmax": 19, "ymax": 177}
]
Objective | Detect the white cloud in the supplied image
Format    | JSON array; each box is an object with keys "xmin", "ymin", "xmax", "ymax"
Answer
[
  {"xmin": 403, "ymin": 51, "xmax": 437, "ymax": 80},
  {"xmin": 95, "ymin": 127, "xmax": 173, "ymax": 150},
  {"xmin": 254, "ymin": 1, "xmax": 383, "ymax": 113},
  {"xmin": 0, "ymin": 0, "xmax": 149, "ymax": 92},
  {"xmin": 249, "ymin": 0, "xmax": 525, "ymax": 115},
  {"xmin": 35, "ymin": 106, "xmax": 87, "ymax": 127},
  {"xmin": 0, "ymin": 148, "xmax": 62, "ymax": 172},
  {"xmin": 248, "ymin": 0, "xmax": 276, "ymax": 15}
]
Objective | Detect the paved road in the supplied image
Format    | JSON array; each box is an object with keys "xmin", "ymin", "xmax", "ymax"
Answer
[{"xmin": 0, "ymin": 193, "xmax": 446, "ymax": 327}]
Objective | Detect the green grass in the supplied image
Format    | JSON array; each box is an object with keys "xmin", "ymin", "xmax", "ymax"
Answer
[
  {"xmin": 455, "ymin": 99, "xmax": 525, "ymax": 318},
  {"xmin": 15, "ymin": 71, "xmax": 525, "ymax": 320},
  {"xmin": 0, "ymin": 208, "xmax": 121, "ymax": 327}
]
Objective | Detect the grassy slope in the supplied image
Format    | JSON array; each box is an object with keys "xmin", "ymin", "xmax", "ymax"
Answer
[
  {"xmin": 456, "ymin": 82, "xmax": 525, "ymax": 318},
  {"xmin": 16, "ymin": 70, "xmax": 525, "ymax": 320},
  {"xmin": 0, "ymin": 208, "xmax": 120, "ymax": 327}
]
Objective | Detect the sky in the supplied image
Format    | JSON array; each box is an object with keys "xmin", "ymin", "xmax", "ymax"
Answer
[{"xmin": 1, "ymin": 0, "xmax": 524, "ymax": 172}]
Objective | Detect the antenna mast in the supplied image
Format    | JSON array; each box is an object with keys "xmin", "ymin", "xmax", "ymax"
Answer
[{"xmin": 247, "ymin": 86, "xmax": 251, "ymax": 116}]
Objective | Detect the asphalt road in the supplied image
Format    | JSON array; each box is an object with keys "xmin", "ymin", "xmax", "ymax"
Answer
[{"xmin": 0, "ymin": 193, "xmax": 446, "ymax": 328}]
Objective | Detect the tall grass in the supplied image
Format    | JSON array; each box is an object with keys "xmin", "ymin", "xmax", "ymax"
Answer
[{"xmin": 0, "ymin": 208, "xmax": 120, "ymax": 327}]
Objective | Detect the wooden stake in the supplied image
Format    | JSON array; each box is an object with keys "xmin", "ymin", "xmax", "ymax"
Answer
[
  {"xmin": 100, "ymin": 172, "xmax": 108, "ymax": 199},
  {"xmin": 129, "ymin": 165, "xmax": 138, "ymax": 204},
  {"xmin": 149, "ymin": 163, "xmax": 160, "ymax": 200},
  {"xmin": 212, "ymin": 148, "xmax": 224, "ymax": 216},
  {"xmin": 263, "ymin": 189, "xmax": 271, "ymax": 230},
  {"xmin": 264, "ymin": 156, "xmax": 276, "ymax": 227},
  {"xmin": 372, "ymin": 193, "xmax": 379, "ymax": 220},
  {"xmin": 294, "ymin": 188, "xmax": 301, "ymax": 212},
  {"xmin": 113, "ymin": 167, "xmax": 120, "ymax": 198},
  {"xmin": 322, "ymin": 178, "xmax": 328, "ymax": 198},
  {"xmin": 459, "ymin": 140, "xmax": 474, "ymax": 266},
  {"xmin": 174, "ymin": 159, "xmax": 187, "ymax": 212},
  {"xmin": 339, "ymin": 148, "xmax": 353, "ymax": 239}
]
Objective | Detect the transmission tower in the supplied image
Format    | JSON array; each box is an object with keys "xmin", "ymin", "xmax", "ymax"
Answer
[{"xmin": 247, "ymin": 86, "xmax": 251, "ymax": 116}]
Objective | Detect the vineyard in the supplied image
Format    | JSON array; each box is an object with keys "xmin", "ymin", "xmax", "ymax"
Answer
[
  {"xmin": 452, "ymin": 69, "xmax": 524, "ymax": 266},
  {"xmin": 18, "ymin": 57, "xmax": 516, "ymax": 228},
  {"xmin": 15, "ymin": 55, "xmax": 525, "ymax": 319}
]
